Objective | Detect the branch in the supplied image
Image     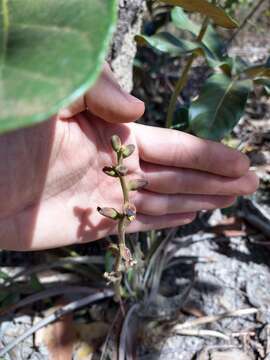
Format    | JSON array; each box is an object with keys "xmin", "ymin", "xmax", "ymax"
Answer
[{"xmin": 228, "ymin": 0, "xmax": 267, "ymax": 45}]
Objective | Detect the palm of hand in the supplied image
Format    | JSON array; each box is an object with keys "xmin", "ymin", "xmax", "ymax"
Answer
[
  {"xmin": 0, "ymin": 64, "xmax": 258, "ymax": 251},
  {"xmin": 0, "ymin": 113, "xmax": 142, "ymax": 250}
]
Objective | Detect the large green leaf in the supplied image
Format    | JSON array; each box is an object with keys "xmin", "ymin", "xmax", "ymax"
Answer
[
  {"xmin": 0, "ymin": 0, "xmax": 117, "ymax": 133},
  {"xmin": 189, "ymin": 73, "xmax": 252, "ymax": 140},
  {"xmin": 171, "ymin": 7, "xmax": 225, "ymax": 58},
  {"xmin": 135, "ymin": 32, "xmax": 204, "ymax": 56},
  {"xmin": 160, "ymin": 0, "xmax": 238, "ymax": 28}
]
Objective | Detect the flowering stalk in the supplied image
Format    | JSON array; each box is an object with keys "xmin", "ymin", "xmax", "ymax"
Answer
[{"xmin": 98, "ymin": 135, "xmax": 147, "ymax": 300}]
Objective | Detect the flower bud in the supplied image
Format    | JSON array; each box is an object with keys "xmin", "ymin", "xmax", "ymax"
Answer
[
  {"xmin": 111, "ymin": 135, "xmax": 122, "ymax": 152},
  {"xmin": 123, "ymin": 202, "xmax": 136, "ymax": 222},
  {"xmin": 115, "ymin": 165, "xmax": 128, "ymax": 176},
  {"xmin": 128, "ymin": 179, "xmax": 148, "ymax": 191},
  {"xmin": 122, "ymin": 144, "xmax": 135, "ymax": 158},
  {"xmin": 103, "ymin": 166, "xmax": 118, "ymax": 177},
  {"xmin": 97, "ymin": 207, "xmax": 120, "ymax": 220}
]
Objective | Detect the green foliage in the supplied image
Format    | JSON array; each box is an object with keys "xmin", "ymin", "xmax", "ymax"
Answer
[
  {"xmin": 189, "ymin": 74, "xmax": 252, "ymax": 140},
  {"xmin": 171, "ymin": 7, "xmax": 225, "ymax": 58},
  {"xmin": 137, "ymin": 1, "xmax": 270, "ymax": 140},
  {"xmin": 160, "ymin": 0, "xmax": 238, "ymax": 28},
  {"xmin": 135, "ymin": 33, "xmax": 204, "ymax": 56},
  {"xmin": 0, "ymin": 0, "xmax": 117, "ymax": 133}
]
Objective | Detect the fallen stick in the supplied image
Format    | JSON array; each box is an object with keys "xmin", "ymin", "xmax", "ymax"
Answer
[
  {"xmin": 173, "ymin": 307, "xmax": 259, "ymax": 331},
  {"xmin": 0, "ymin": 289, "xmax": 113, "ymax": 357}
]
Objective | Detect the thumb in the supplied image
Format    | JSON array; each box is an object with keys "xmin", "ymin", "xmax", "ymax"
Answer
[{"xmin": 59, "ymin": 63, "xmax": 145, "ymax": 123}]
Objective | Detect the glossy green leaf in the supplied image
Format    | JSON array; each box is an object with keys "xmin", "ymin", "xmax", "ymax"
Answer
[
  {"xmin": 160, "ymin": 0, "xmax": 238, "ymax": 28},
  {"xmin": 171, "ymin": 7, "xmax": 225, "ymax": 58},
  {"xmin": 0, "ymin": 0, "xmax": 117, "ymax": 133},
  {"xmin": 136, "ymin": 31, "xmax": 227, "ymax": 69},
  {"xmin": 135, "ymin": 32, "xmax": 204, "ymax": 56},
  {"xmin": 189, "ymin": 73, "xmax": 252, "ymax": 140}
]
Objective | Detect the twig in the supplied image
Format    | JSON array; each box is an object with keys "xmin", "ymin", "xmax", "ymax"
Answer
[
  {"xmin": 175, "ymin": 328, "xmax": 230, "ymax": 341},
  {"xmin": 231, "ymin": 330, "xmax": 256, "ymax": 338},
  {"xmin": 228, "ymin": 0, "xmax": 267, "ymax": 46},
  {"xmin": 173, "ymin": 307, "xmax": 259, "ymax": 331},
  {"xmin": 0, "ymin": 289, "xmax": 113, "ymax": 357},
  {"xmin": 119, "ymin": 304, "xmax": 140, "ymax": 360}
]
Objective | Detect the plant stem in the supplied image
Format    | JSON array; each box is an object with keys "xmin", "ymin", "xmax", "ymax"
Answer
[
  {"xmin": 165, "ymin": 17, "xmax": 210, "ymax": 128},
  {"xmin": 118, "ymin": 151, "xmax": 129, "ymax": 203},
  {"xmin": 228, "ymin": 0, "xmax": 267, "ymax": 46},
  {"xmin": 113, "ymin": 150, "xmax": 131, "ymax": 300}
]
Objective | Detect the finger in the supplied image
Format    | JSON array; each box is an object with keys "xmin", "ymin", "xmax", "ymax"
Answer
[
  {"xmin": 59, "ymin": 63, "xmax": 145, "ymax": 123},
  {"xmin": 133, "ymin": 191, "xmax": 236, "ymax": 216},
  {"xmin": 127, "ymin": 212, "xmax": 197, "ymax": 233},
  {"xmin": 133, "ymin": 123, "xmax": 250, "ymax": 178},
  {"xmin": 141, "ymin": 162, "xmax": 259, "ymax": 196}
]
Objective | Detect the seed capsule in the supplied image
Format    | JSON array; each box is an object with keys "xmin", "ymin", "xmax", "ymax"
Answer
[
  {"xmin": 123, "ymin": 202, "xmax": 136, "ymax": 222},
  {"xmin": 123, "ymin": 144, "xmax": 135, "ymax": 158},
  {"xmin": 103, "ymin": 167, "xmax": 118, "ymax": 177},
  {"xmin": 128, "ymin": 179, "xmax": 148, "ymax": 191},
  {"xmin": 97, "ymin": 207, "xmax": 120, "ymax": 220},
  {"xmin": 115, "ymin": 165, "xmax": 128, "ymax": 176},
  {"xmin": 111, "ymin": 135, "xmax": 122, "ymax": 152}
]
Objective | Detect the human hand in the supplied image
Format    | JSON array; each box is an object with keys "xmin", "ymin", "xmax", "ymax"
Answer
[{"xmin": 0, "ymin": 65, "xmax": 259, "ymax": 250}]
